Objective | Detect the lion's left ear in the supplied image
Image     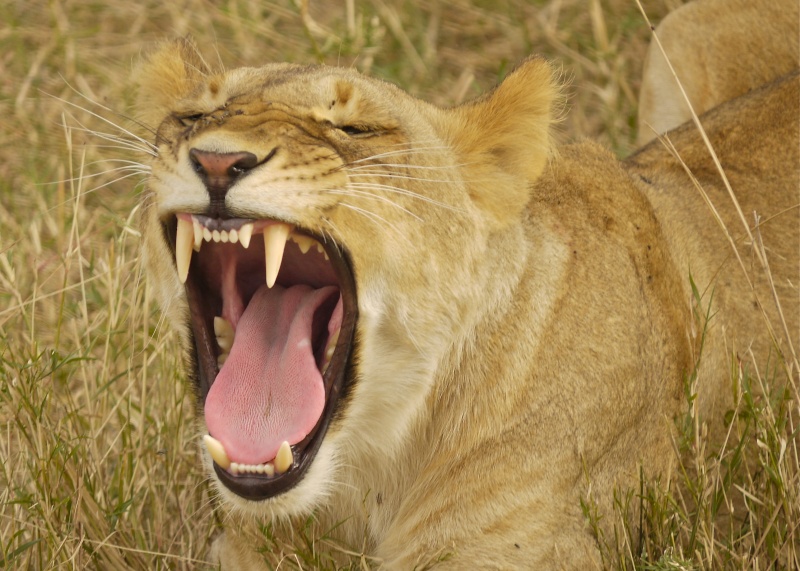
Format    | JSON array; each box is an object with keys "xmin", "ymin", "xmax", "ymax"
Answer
[
  {"xmin": 133, "ymin": 38, "xmax": 211, "ymax": 130},
  {"xmin": 439, "ymin": 57, "xmax": 558, "ymax": 223}
]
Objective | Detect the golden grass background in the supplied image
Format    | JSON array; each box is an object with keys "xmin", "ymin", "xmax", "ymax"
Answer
[{"xmin": 1, "ymin": 0, "xmax": 797, "ymax": 569}]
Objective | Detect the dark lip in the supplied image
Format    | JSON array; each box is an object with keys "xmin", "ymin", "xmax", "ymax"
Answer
[{"xmin": 165, "ymin": 217, "xmax": 358, "ymax": 501}]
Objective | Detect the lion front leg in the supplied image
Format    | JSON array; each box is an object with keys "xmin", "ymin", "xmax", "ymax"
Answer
[{"xmin": 377, "ymin": 508, "xmax": 603, "ymax": 570}]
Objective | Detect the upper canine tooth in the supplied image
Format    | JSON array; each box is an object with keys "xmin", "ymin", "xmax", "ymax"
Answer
[
  {"xmin": 203, "ymin": 435, "xmax": 231, "ymax": 470},
  {"xmin": 238, "ymin": 223, "xmax": 254, "ymax": 249},
  {"xmin": 274, "ymin": 441, "xmax": 293, "ymax": 474},
  {"xmin": 264, "ymin": 223, "xmax": 292, "ymax": 288},
  {"xmin": 176, "ymin": 216, "xmax": 193, "ymax": 283}
]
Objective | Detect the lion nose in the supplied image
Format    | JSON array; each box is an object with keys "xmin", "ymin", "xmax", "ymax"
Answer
[{"xmin": 189, "ymin": 149, "xmax": 260, "ymax": 211}]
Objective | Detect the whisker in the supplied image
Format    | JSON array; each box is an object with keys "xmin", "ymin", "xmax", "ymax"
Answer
[
  {"xmin": 325, "ymin": 188, "xmax": 423, "ymax": 221},
  {"xmin": 65, "ymin": 121, "xmax": 157, "ymax": 156},
  {"xmin": 347, "ymin": 170, "xmax": 458, "ymax": 182},
  {"xmin": 51, "ymin": 91, "xmax": 157, "ymax": 153},
  {"xmin": 346, "ymin": 181, "xmax": 464, "ymax": 212},
  {"xmin": 346, "ymin": 145, "xmax": 449, "ymax": 164},
  {"xmin": 339, "ymin": 203, "xmax": 414, "ymax": 247},
  {"xmin": 76, "ymin": 171, "xmax": 151, "ymax": 198},
  {"xmin": 42, "ymin": 164, "xmax": 150, "ymax": 187},
  {"xmin": 345, "ymin": 164, "xmax": 462, "ymax": 175},
  {"xmin": 55, "ymin": 78, "xmax": 159, "ymax": 138}
]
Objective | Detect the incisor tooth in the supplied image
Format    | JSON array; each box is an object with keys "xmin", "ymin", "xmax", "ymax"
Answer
[
  {"xmin": 192, "ymin": 217, "xmax": 203, "ymax": 252},
  {"xmin": 274, "ymin": 441, "xmax": 293, "ymax": 474},
  {"xmin": 264, "ymin": 223, "xmax": 292, "ymax": 288},
  {"xmin": 203, "ymin": 435, "xmax": 231, "ymax": 470},
  {"xmin": 220, "ymin": 230, "xmax": 229, "ymax": 243},
  {"xmin": 176, "ymin": 217, "xmax": 193, "ymax": 283},
  {"xmin": 230, "ymin": 229, "xmax": 239, "ymax": 244},
  {"xmin": 203, "ymin": 227, "xmax": 212, "ymax": 242},
  {"xmin": 292, "ymin": 234, "xmax": 315, "ymax": 254},
  {"xmin": 238, "ymin": 223, "xmax": 254, "ymax": 249},
  {"xmin": 212, "ymin": 229, "xmax": 221, "ymax": 243}
]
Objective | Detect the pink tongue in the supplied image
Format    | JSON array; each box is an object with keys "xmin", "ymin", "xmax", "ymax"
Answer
[{"xmin": 205, "ymin": 283, "xmax": 342, "ymax": 465}]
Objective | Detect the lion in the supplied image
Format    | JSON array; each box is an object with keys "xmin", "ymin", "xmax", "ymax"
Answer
[
  {"xmin": 134, "ymin": 27, "xmax": 798, "ymax": 571},
  {"xmin": 636, "ymin": 0, "xmax": 799, "ymax": 146}
]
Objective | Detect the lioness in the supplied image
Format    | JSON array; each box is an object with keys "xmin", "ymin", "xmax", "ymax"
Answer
[
  {"xmin": 637, "ymin": 0, "xmax": 799, "ymax": 145},
  {"xmin": 136, "ymin": 36, "xmax": 798, "ymax": 570}
]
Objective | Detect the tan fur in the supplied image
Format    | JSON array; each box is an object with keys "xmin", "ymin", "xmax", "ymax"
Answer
[
  {"xmin": 136, "ymin": 36, "xmax": 798, "ymax": 571},
  {"xmin": 637, "ymin": 0, "xmax": 799, "ymax": 146}
]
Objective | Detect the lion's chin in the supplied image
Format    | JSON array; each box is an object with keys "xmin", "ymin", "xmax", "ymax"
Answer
[
  {"xmin": 206, "ymin": 439, "xmax": 340, "ymax": 517},
  {"xmin": 167, "ymin": 213, "xmax": 358, "ymax": 501}
]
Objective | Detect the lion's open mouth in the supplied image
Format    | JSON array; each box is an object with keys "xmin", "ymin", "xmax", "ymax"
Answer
[{"xmin": 167, "ymin": 213, "xmax": 357, "ymax": 501}]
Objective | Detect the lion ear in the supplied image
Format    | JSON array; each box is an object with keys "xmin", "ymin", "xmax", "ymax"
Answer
[
  {"xmin": 440, "ymin": 57, "xmax": 558, "ymax": 223},
  {"xmin": 133, "ymin": 38, "xmax": 210, "ymax": 130}
]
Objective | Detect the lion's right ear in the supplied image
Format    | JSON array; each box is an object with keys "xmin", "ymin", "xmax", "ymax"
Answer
[
  {"xmin": 133, "ymin": 38, "xmax": 210, "ymax": 130},
  {"xmin": 437, "ymin": 57, "xmax": 559, "ymax": 225}
]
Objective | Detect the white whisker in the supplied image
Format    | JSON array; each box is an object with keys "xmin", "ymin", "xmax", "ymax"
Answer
[
  {"xmin": 51, "ymin": 91, "xmax": 157, "ymax": 153},
  {"xmin": 77, "ymin": 171, "xmax": 150, "ymax": 197},
  {"xmin": 65, "ymin": 124, "xmax": 156, "ymax": 156},
  {"xmin": 346, "ymin": 145, "xmax": 448, "ymax": 164},
  {"xmin": 325, "ymin": 188, "xmax": 423, "ymax": 221},
  {"xmin": 52, "ymin": 81, "xmax": 158, "ymax": 144},
  {"xmin": 346, "ymin": 181, "xmax": 463, "ymax": 212},
  {"xmin": 347, "ymin": 170, "xmax": 458, "ymax": 183},
  {"xmin": 38, "ymin": 162, "xmax": 148, "ymax": 187},
  {"xmin": 339, "ymin": 203, "xmax": 414, "ymax": 247},
  {"xmin": 346, "ymin": 163, "xmax": 461, "ymax": 173}
]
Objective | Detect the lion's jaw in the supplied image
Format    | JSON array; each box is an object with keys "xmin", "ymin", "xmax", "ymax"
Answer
[{"xmin": 137, "ymin": 41, "xmax": 555, "ymax": 519}]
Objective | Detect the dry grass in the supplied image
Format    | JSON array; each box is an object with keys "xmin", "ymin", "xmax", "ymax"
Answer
[{"xmin": 0, "ymin": 0, "xmax": 797, "ymax": 569}]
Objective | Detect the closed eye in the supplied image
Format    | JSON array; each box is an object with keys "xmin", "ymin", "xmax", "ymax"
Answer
[
  {"xmin": 338, "ymin": 124, "xmax": 378, "ymax": 137},
  {"xmin": 177, "ymin": 113, "xmax": 204, "ymax": 127}
]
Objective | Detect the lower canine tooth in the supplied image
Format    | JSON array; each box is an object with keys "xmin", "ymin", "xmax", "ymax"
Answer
[
  {"xmin": 274, "ymin": 441, "xmax": 293, "ymax": 474},
  {"xmin": 203, "ymin": 435, "xmax": 231, "ymax": 470}
]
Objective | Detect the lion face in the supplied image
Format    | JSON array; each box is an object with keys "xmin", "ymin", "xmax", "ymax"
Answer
[{"xmin": 137, "ymin": 40, "xmax": 555, "ymax": 516}]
